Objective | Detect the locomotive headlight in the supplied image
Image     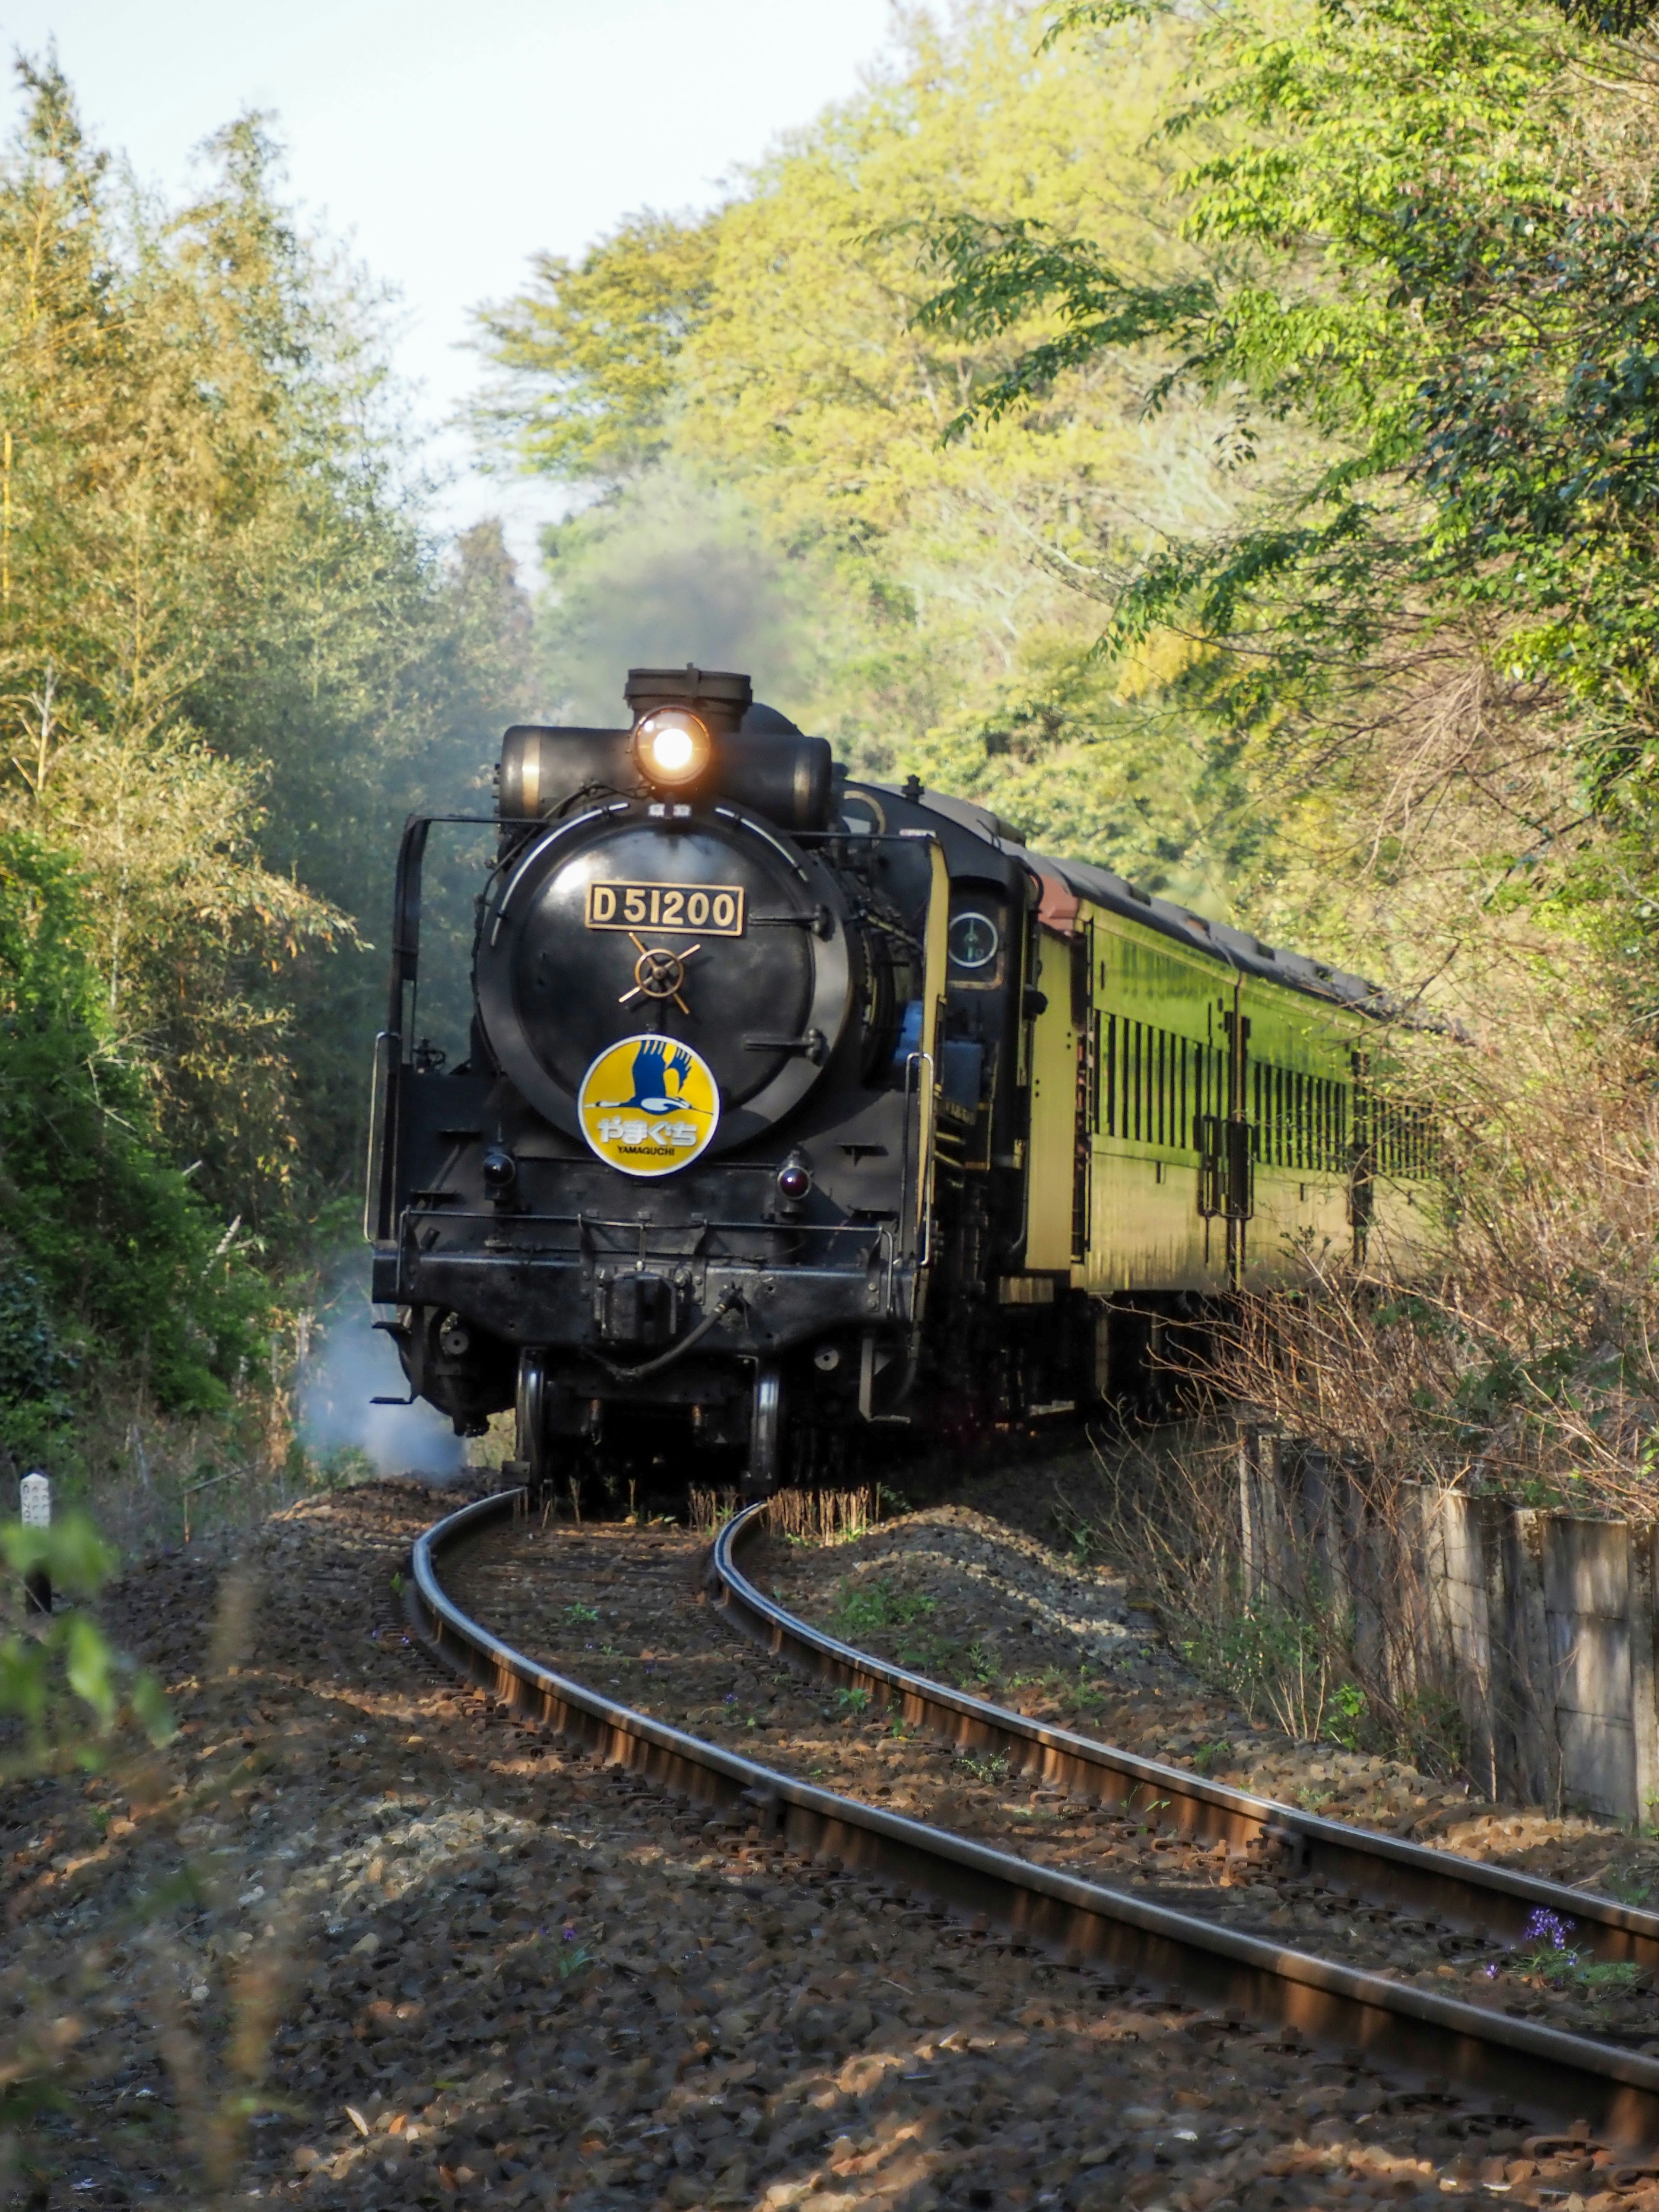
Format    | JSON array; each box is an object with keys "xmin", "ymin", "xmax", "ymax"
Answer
[{"xmin": 633, "ymin": 707, "xmax": 712, "ymax": 790}]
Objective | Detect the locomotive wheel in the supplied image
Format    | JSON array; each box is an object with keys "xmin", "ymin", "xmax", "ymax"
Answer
[
  {"xmin": 744, "ymin": 1363, "xmax": 784, "ymax": 1497},
  {"xmin": 515, "ymin": 1351, "xmax": 555, "ymax": 1508}
]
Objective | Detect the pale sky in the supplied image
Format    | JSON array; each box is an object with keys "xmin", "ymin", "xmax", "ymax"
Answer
[{"xmin": 0, "ymin": 0, "xmax": 902, "ymax": 569}]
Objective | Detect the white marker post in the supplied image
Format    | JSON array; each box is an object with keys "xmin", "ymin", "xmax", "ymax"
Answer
[{"xmin": 19, "ymin": 1470, "xmax": 50, "ymax": 1616}]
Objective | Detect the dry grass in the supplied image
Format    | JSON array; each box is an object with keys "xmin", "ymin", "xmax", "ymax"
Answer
[
  {"xmin": 1054, "ymin": 1424, "xmax": 1468, "ymax": 1770},
  {"xmin": 686, "ymin": 1485, "xmax": 881, "ymax": 1543},
  {"xmin": 765, "ymin": 1487, "xmax": 881, "ymax": 1545},
  {"xmin": 1053, "ymin": 1047, "xmax": 1659, "ymax": 1773},
  {"xmin": 1212, "ymin": 1062, "xmax": 1659, "ymax": 1518},
  {"xmin": 18, "ymin": 1311, "xmax": 388, "ymax": 1573},
  {"xmin": 686, "ymin": 1485, "xmax": 741, "ymax": 1536},
  {"xmin": 1178, "ymin": 632, "xmax": 1659, "ymax": 1519}
]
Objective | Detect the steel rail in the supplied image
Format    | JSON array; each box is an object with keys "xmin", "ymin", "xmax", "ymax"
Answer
[
  {"xmin": 712, "ymin": 1503, "xmax": 1659, "ymax": 1970},
  {"xmin": 409, "ymin": 1487, "xmax": 1659, "ymax": 2149}
]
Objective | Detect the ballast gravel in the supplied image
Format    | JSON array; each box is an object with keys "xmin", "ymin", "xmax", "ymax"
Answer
[{"xmin": 0, "ymin": 1478, "xmax": 1653, "ymax": 2212}]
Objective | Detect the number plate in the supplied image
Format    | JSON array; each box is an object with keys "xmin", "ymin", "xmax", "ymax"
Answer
[{"xmin": 585, "ymin": 880, "xmax": 746, "ymax": 936}]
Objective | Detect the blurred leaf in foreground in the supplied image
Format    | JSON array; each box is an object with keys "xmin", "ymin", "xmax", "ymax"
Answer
[{"xmin": 0, "ymin": 1511, "xmax": 173, "ymax": 1776}]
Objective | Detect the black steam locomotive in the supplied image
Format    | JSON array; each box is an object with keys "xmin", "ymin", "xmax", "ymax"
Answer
[{"xmin": 367, "ymin": 667, "xmax": 1429, "ymax": 1493}]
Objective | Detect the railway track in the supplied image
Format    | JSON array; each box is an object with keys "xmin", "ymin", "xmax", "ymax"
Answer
[
  {"xmin": 712, "ymin": 1506, "xmax": 1659, "ymax": 1972},
  {"xmin": 408, "ymin": 1487, "xmax": 1659, "ymax": 2164}
]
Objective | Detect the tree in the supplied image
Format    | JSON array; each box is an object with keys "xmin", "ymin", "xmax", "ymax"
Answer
[
  {"xmin": 920, "ymin": 1, "xmax": 1659, "ymax": 809},
  {"xmin": 0, "ymin": 62, "xmax": 533, "ymax": 1221},
  {"xmin": 474, "ymin": 4, "xmax": 1268, "ymax": 903},
  {"xmin": 0, "ymin": 57, "xmax": 535, "ymax": 1452},
  {"xmin": 0, "ymin": 833, "xmax": 262, "ymax": 1435},
  {"xmin": 470, "ymin": 210, "xmax": 721, "ymax": 486}
]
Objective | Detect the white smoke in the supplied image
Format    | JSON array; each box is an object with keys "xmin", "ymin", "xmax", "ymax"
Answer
[
  {"xmin": 299, "ymin": 1253, "xmax": 466, "ymax": 1481},
  {"xmin": 540, "ymin": 470, "xmax": 830, "ymax": 723}
]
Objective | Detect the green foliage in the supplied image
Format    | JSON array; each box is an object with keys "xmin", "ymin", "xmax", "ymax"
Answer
[
  {"xmin": 1511, "ymin": 1926, "xmax": 1643, "ymax": 1989},
  {"xmin": 831, "ymin": 1574, "xmax": 958, "ymax": 1673},
  {"xmin": 1181, "ymin": 1593, "xmax": 1348, "ymax": 1741},
  {"xmin": 0, "ymin": 1511, "xmax": 173, "ymax": 1775},
  {"xmin": 470, "ymin": 210, "xmax": 721, "ymax": 483},
  {"xmin": 0, "ymin": 832, "xmax": 264, "ymax": 1421},
  {"xmin": 1330, "ymin": 1680, "xmax": 1368, "ymax": 1752},
  {"xmin": 474, "ymin": 10, "xmax": 1269, "ymax": 903},
  {"xmin": 958, "ymin": 1749, "xmax": 1010, "ymax": 1784},
  {"xmin": 557, "ymin": 1939, "xmax": 597, "ymax": 1985},
  {"xmin": 1547, "ymin": 0, "xmax": 1659, "ymax": 27},
  {"xmin": 831, "ymin": 1577, "xmax": 937, "ymax": 1640},
  {"xmin": 928, "ymin": 0, "xmax": 1659, "ymax": 834},
  {"xmin": 0, "ymin": 1258, "xmax": 73, "ymax": 1421},
  {"xmin": 0, "ymin": 57, "xmax": 531, "ymax": 1238},
  {"xmin": 0, "ymin": 57, "xmax": 534, "ymax": 1468},
  {"xmin": 314, "ymin": 1445, "xmax": 375, "ymax": 1491}
]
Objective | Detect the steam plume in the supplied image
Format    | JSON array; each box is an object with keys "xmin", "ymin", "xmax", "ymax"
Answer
[{"xmin": 299, "ymin": 1254, "xmax": 465, "ymax": 1480}]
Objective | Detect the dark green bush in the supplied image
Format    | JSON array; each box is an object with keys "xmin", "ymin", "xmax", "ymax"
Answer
[{"xmin": 0, "ymin": 833, "xmax": 264, "ymax": 1427}]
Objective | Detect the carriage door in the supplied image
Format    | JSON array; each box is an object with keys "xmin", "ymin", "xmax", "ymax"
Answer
[
  {"xmin": 1071, "ymin": 922, "xmax": 1093, "ymax": 1265},
  {"xmin": 1198, "ymin": 979, "xmax": 1255, "ymax": 1287},
  {"xmin": 1223, "ymin": 992, "xmax": 1254, "ymax": 1285}
]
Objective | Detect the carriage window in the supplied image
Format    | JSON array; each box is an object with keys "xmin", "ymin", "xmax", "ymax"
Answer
[{"xmin": 1095, "ymin": 1016, "xmax": 1214, "ymax": 1152}]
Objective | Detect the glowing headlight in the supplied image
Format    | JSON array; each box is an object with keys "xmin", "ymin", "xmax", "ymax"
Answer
[{"xmin": 633, "ymin": 707, "xmax": 712, "ymax": 790}]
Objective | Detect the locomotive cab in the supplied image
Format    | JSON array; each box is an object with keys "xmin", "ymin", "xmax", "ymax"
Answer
[{"xmin": 369, "ymin": 666, "xmax": 977, "ymax": 1496}]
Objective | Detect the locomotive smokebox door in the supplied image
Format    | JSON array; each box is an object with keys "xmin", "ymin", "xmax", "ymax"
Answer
[{"xmin": 474, "ymin": 805, "xmax": 856, "ymax": 1153}]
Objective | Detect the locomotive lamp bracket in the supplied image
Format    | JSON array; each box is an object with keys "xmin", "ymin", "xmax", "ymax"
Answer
[
  {"xmin": 858, "ymin": 1329, "xmax": 912, "ymax": 1424},
  {"xmin": 776, "ymin": 1151, "xmax": 813, "ymax": 1217}
]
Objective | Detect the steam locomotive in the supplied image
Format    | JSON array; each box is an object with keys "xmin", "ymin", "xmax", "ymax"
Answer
[{"xmin": 367, "ymin": 666, "xmax": 1430, "ymax": 1494}]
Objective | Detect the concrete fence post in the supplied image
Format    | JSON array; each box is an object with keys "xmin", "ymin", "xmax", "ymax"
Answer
[
  {"xmin": 1223, "ymin": 1438, "xmax": 1659, "ymax": 1823},
  {"xmin": 1238, "ymin": 1427, "xmax": 1271, "ymax": 1605},
  {"xmin": 1506, "ymin": 1508, "xmax": 1560, "ymax": 1808},
  {"xmin": 1630, "ymin": 1525, "xmax": 1659, "ymax": 1834},
  {"xmin": 19, "ymin": 1469, "xmax": 50, "ymax": 1616},
  {"xmin": 1542, "ymin": 1515, "xmax": 1637, "ymax": 1821}
]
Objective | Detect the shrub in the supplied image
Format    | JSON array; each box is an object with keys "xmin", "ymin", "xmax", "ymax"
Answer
[{"xmin": 0, "ymin": 833, "xmax": 264, "ymax": 1424}]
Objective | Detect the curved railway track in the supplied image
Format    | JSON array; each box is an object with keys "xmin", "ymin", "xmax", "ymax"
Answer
[{"xmin": 407, "ymin": 1488, "xmax": 1659, "ymax": 2161}]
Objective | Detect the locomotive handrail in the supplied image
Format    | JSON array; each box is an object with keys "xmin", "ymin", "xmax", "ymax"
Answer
[
  {"xmin": 486, "ymin": 803, "xmax": 623, "ymax": 943},
  {"xmin": 713, "ymin": 803, "xmax": 809, "ymax": 880},
  {"xmin": 900, "ymin": 1049, "xmax": 937, "ymax": 1268},
  {"xmin": 362, "ymin": 1028, "xmax": 397, "ymax": 1243}
]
